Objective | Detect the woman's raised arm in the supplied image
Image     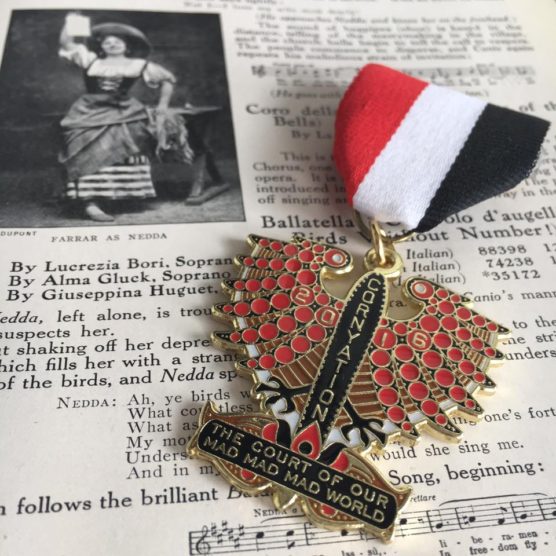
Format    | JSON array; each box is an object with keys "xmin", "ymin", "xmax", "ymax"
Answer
[{"xmin": 59, "ymin": 16, "xmax": 76, "ymax": 49}]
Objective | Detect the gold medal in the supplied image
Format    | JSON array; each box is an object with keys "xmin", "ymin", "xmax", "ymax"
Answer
[
  {"xmin": 187, "ymin": 230, "xmax": 509, "ymax": 541},
  {"xmin": 188, "ymin": 62, "xmax": 548, "ymax": 541}
]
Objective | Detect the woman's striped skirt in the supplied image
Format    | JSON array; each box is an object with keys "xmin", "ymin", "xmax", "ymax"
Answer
[{"xmin": 66, "ymin": 155, "xmax": 156, "ymax": 200}]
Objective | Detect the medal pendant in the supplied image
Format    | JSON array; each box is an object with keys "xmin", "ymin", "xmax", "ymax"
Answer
[{"xmin": 188, "ymin": 230, "xmax": 509, "ymax": 541}]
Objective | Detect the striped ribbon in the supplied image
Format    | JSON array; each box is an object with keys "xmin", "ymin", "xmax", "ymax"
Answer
[{"xmin": 333, "ymin": 64, "xmax": 550, "ymax": 232}]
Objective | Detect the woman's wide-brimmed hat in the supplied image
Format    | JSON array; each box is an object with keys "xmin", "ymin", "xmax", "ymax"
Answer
[{"xmin": 87, "ymin": 23, "xmax": 151, "ymax": 57}]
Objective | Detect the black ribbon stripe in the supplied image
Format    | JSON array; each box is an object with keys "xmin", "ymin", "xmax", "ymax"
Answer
[{"xmin": 416, "ymin": 104, "xmax": 550, "ymax": 232}]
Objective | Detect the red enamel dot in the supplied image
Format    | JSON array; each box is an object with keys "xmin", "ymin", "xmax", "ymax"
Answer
[
  {"xmin": 408, "ymin": 330, "xmax": 432, "ymax": 351},
  {"xmin": 230, "ymin": 332, "xmax": 241, "ymax": 343},
  {"xmin": 270, "ymin": 241, "xmax": 282, "ymax": 251},
  {"xmin": 422, "ymin": 350, "xmax": 443, "ymax": 369},
  {"xmin": 277, "ymin": 274, "xmax": 295, "ymax": 290},
  {"xmin": 315, "ymin": 306, "xmax": 339, "ymax": 327},
  {"xmin": 271, "ymin": 293, "xmax": 291, "ymax": 310},
  {"xmin": 378, "ymin": 387, "xmax": 398, "ymax": 406},
  {"xmin": 420, "ymin": 315, "xmax": 440, "ymax": 332},
  {"xmin": 448, "ymin": 348, "xmax": 463, "ymax": 362},
  {"xmin": 485, "ymin": 347, "xmax": 496, "ymax": 357},
  {"xmin": 302, "ymin": 240, "xmax": 311, "ymax": 248},
  {"xmin": 409, "ymin": 381, "xmax": 429, "ymax": 401},
  {"xmin": 371, "ymin": 350, "xmax": 390, "ymax": 367},
  {"xmin": 307, "ymin": 325, "xmax": 326, "ymax": 342},
  {"xmin": 426, "ymin": 306, "xmax": 437, "ymax": 315},
  {"xmin": 234, "ymin": 280, "xmax": 245, "ymax": 290},
  {"xmin": 441, "ymin": 316, "xmax": 458, "ymax": 331},
  {"xmin": 283, "ymin": 244, "xmax": 298, "ymax": 257},
  {"xmin": 314, "ymin": 244, "xmax": 325, "ymax": 253},
  {"xmin": 457, "ymin": 307, "xmax": 472, "ymax": 320},
  {"xmin": 247, "ymin": 359, "xmax": 257, "ymax": 369},
  {"xmin": 411, "ymin": 280, "xmax": 434, "ymax": 299},
  {"xmin": 294, "ymin": 306, "xmax": 314, "ymax": 323},
  {"xmin": 409, "ymin": 322, "xmax": 417, "ymax": 329},
  {"xmin": 373, "ymin": 368, "xmax": 394, "ymax": 386},
  {"xmin": 456, "ymin": 328, "xmax": 472, "ymax": 341},
  {"xmin": 324, "ymin": 249, "xmax": 347, "ymax": 267},
  {"xmin": 245, "ymin": 279, "xmax": 261, "ymax": 292},
  {"xmin": 259, "ymin": 355, "xmax": 275, "ymax": 369},
  {"xmin": 297, "ymin": 270, "xmax": 316, "ymax": 285},
  {"xmin": 473, "ymin": 372, "xmax": 486, "ymax": 383},
  {"xmin": 244, "ymin": 257, "xmax": 254, "ymax": 266},
  {"xmin": 321, "ymin": 504, "xmax": 336, "ymax": 516},
  {"xmin": 258, "ymin": 238, "xmax": 270, "ymax": 247},
  {"xmin": 473, "ymin": 315, "xmax": 486, "ymax": 327},
  {"xmin": 222, "ymin": 304, "xmax": 233, "ymax": 313},
  {"xmin": 459, "ymin": 360, "xmax": 475, "ymax": 375},
  {"xmin": 400, "ymin": 363, "xmax": 420, "ymax": 382},
  {"xmin": 269, "ymin": 259, "xmax": 285, "ymax": 271},
  {"xmin": 291, "ymin": 286, "xmax": 314, "ymax": 306},
  {"xmin": 437, "ymin": 289, "xmax": 449, "ymax": 299},
  {"xmin": 299, "ymin": 250, "xmax": 314, "ymax": 262},
  {"xmin": 434, "ymin": 333, "xmax": 452, "ymax": 349},
  {"xmin": 251, "ymin": 298, "xmax": 270, "ymax": 315},
  {"xmin": 471, "ymin": 338, "xmax": 484, "ymax": 350},
  {"xmin": 435, "ymin": 369, "xmax": 455, "ymax": 387},
  {"xmin": 465, "ymin": 399, "xmax": 475, "ymax": 409},
  {"xmin": 387, "ymin": 406, "xmax": 406, "ymax": 423},
  {"xmin": 394, "ymin": 322, "xmax": 408, "ymax": 335},
  {"xmin": 316, "ymin": 293, "xmax": 330, "ymax": 306},
  {"xmin": 487, "ymin": 322, "xmax": 498, "ymax": 332},
  {"xmin": 395, "ymin": 344, "xmax": 414, "ymax": 362},
  {"xmin": 259, "ymin": 323, "xmax": 279, "ymax": 341},
  {"xmin": 374, "ymin": 328, "xmax": 396, "ymax": 349},
  {"xmin": 335, "ymin": 301, "xmax": 344, "ymax": 310},
  {"xmin": 261, "ymin": 277, "xmax": 277, "ymax": 290},
  {"xmin": 255, "ymin": 258, "xmax": 269, "ymax": 269},
  {"xmin": 451, "ymin": 294, "xmax": 461, "ymax": 303},
  {"xmin": 291, "ymin": 336, "xmax": 311, "ymax": 353},
  {"xmin": 285, "ymin": 259, "xmax": 301, "ymax": 272},
  {"xmin": 275, "ymin": 346, "xmax": 295, "ymax": 364},
  {"xmin": 242, "ymin": 329, "xmax": 259, "ymax": 343},
  {"xmin": 435, "ymin": 414, "xmax": 448, "ymax": 426},
  {"xmin": 241, "ymin": 469, "xmax": 255, "ymax": 481},
  {"xmin": 421, "ymin": 400, "xmax": 439, "ymax": 416},
  {"xmin": 438, "ymin": 301, "xmax": 455, "ymax": 315},
  {"xmin": 234, "ymin": 302, "xmax": 250, "ymax": 316},
  {"xmin": 310, "ymin": 263, "xmax": 320, "ymax": 271},
  {"xmin": 402, "ymin": 422, "xmax": 412, "ymax": 432},
  {"xmin": 449, "ymin": 386, "xmax": 466, "ymax": 402},
  {"xmin": 277, "ymin": 315, "xmax": 297, "ymax": 333}
]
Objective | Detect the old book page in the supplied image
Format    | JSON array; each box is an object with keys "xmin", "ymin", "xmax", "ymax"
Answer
[{"xmin": 0, "ymin": 0, "xmax": 555, "ymax": 554}]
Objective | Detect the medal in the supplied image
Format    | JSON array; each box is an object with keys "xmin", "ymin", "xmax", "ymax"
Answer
[{"xmin": 187, "ymin": 65, "xmax": 549, "ymax": 541}]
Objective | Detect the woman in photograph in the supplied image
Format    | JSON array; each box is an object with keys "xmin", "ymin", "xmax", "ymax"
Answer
[{"xmin": 58, "ymin": 15, "xmax": 179, "ymax": 221}]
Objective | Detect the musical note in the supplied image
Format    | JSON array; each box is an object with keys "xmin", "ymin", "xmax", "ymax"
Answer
[
  {"xmin": 455, "ymin": 505, "xmax": 478, "ymax": 528},
  {"xmin": 497, "ymin": 506, "xmax": 509, "ymax": 526},
  {"xmin": 538, "ymin": 497, "xmax": 556, "ymax": 520},
  {"xmin": 286, "ymin": 529, "xmax": 295, "ymax": 549},
  {"xmin": 255, "ymin": 530, "xmax": 265, "ymax": 550}
]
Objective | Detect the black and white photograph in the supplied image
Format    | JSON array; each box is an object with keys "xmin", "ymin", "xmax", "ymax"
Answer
[{"xmin": 0, "ymin": 9, "xmax": 243, "ymax": 226}]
